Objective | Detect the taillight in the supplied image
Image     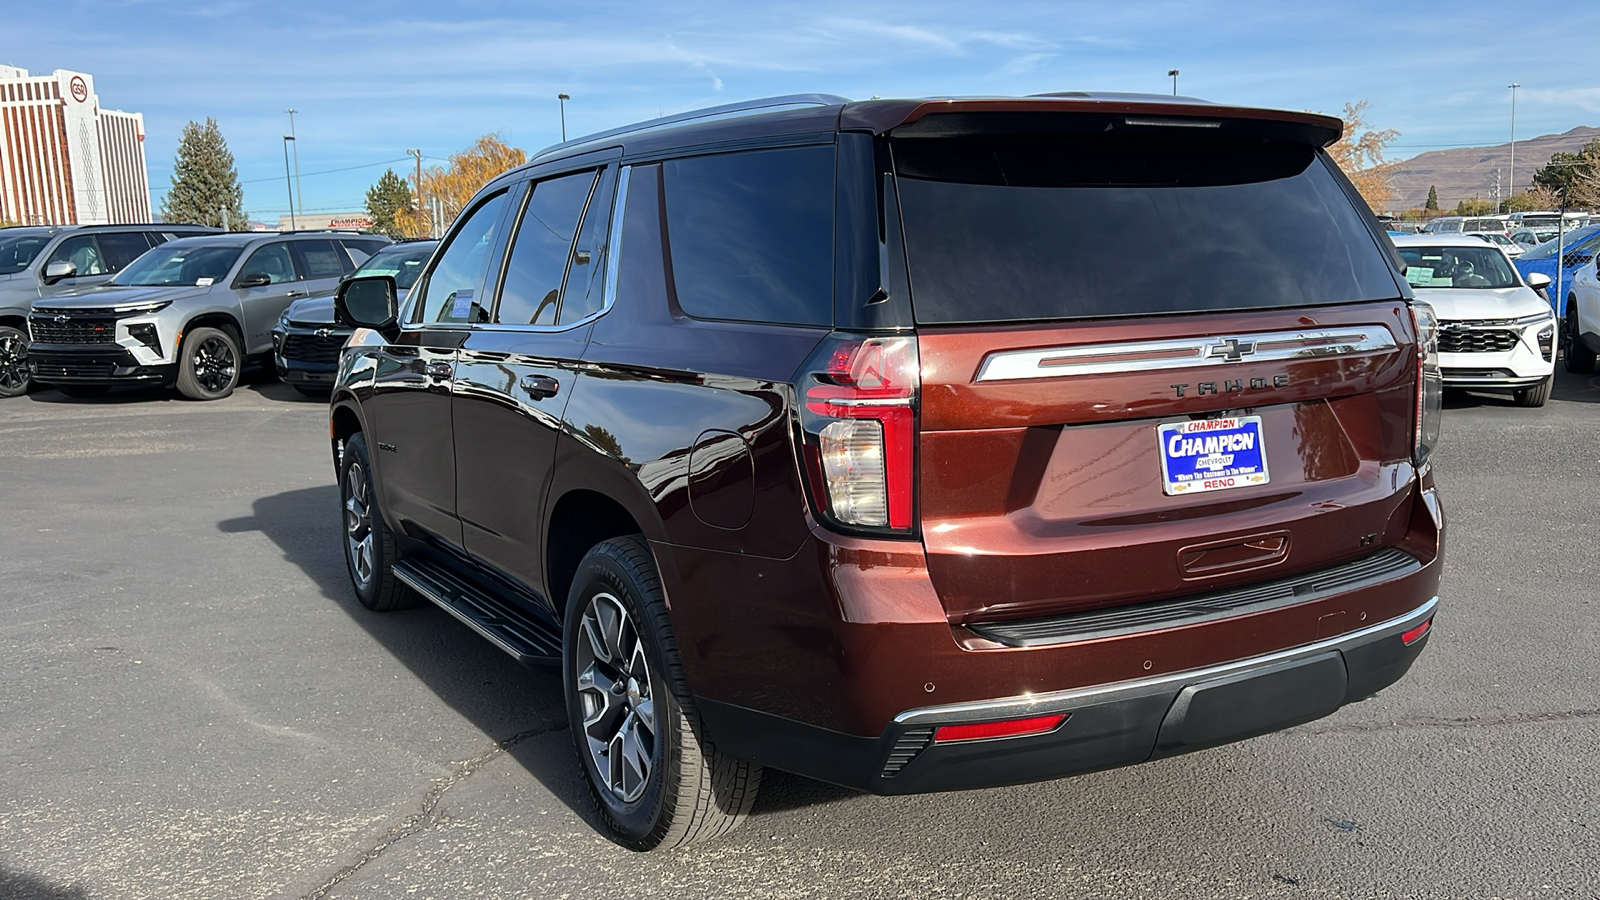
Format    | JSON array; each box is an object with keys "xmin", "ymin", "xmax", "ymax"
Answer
[
  {"xmin": 1410, "ymin": 301, "xmax": 1442, "ymax": 468},
  {"xmin": 796, "ymin": 334, "xmax": 919, "ymax": 533}
]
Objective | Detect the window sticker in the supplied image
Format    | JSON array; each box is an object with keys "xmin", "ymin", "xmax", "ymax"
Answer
[
  {"xmin": 195, "ymin": 277, "xmax": 214, "ymax": 286},
  {"xmin": 450, "ymin": 289, "xmax": 475, "ymax": 319},
  {"xmin": 1404, "ymin": 267, "xmax": 1435, "ymax": 286}
]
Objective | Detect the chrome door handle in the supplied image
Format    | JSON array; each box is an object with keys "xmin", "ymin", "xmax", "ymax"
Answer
[
  {"xmin": 426, "ymin": 360, "xmax": 454, "ymax": 379},
  {"xmin": 285, "ymin": 290, "xmax": 307, "ymax": 297},
  {"xmin": 520, "ymin": 374, "xmax": 559, "ymax": 399}
]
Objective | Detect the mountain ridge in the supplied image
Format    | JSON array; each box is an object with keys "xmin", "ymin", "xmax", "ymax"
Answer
[{"xmin": 1385, "ymin": 125, "xmax": 1600, "ymax": 212}]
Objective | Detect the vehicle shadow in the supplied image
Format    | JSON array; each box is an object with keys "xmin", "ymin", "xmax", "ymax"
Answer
[
  {"xmin": 0, "ymin": 865, "xmax": 90, "ymax": 899},
  {"xmin": 217, "ymin": 485, "xmax": 856, "ymax": 833},
  {"xmin": 1442, "ymin": 367, "xmax": 1600, "ymax": 408}
]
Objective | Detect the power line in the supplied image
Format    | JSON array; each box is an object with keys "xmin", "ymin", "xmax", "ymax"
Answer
[{"xmin": 238, "ymin": 156, "xmax": 414, "ymax": 185}]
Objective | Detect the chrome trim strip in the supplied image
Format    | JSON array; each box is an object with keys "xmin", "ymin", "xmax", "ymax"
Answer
[
  {"xmin": 601, "ymin": 164, "xmax": 630, "ymax": 316},
  {"xmin": 894, "ymin": 596, "xmax": 1438, "ymax": 726},
  {"xmin": 974, "ymin": 327, "xmax": 1399, "ymax": 382}
]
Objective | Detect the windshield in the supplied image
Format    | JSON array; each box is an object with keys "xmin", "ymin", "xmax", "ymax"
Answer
[
  {"xmin": 1518, "ymin": 226, "xmax": 1600, "ymax": 260},
  {"xmin": 1399, "ymin": 246, "xmax": 1520, "ymax": 289},
  {"xmin": 894, "ymin": 134, "xmax": 1398, "ymax": 323},
  {"xmin": 0, "ymin": 233, "xmax": 51, "ymax": 276},
  {"xmin": 112, "ymin": 244, "xmax": 242, "ymax": 286},
  {"xmin": 352, "ymin": 244, "xmax": 434, "ymax": 290}
]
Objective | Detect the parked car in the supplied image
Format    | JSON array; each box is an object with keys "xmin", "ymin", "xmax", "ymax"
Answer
[
  {"xmin": 273, "ymin": 240, "xmax": 438, "ymax": 396},
  {"xmin": 328, "ymin": 93, "xmax": 1442, "ymax": 850},
  {"xmin": 1393, "ymin": 235, "xmax": 1555, "ymax": 405},
  {"xmin": 1512, "ymin": 224, "xmax": 1600, "ymax": 318},
  {"xmin": 27, "ymin": 231, "xmax": 388, "ymax": 399},
  {"xmin": 1559, "ymin": 256, "xmax": 1600, "ymax": 373},
  {"xmin": 1469, "ymin": 231, "xmax": 1524, "ymax": 258},
  {"xmin": 0, "ymin": 223, "xmax": 220, "ymax": 397},
  {"xmin": 1511, "ymin": 229, "xmax": 1557, "ymax": 249}
]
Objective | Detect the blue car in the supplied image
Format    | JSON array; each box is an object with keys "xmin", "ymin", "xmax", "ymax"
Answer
[{"xmin": 1513, "ymin": 224, "xmax": 1600, "ymax": 317}]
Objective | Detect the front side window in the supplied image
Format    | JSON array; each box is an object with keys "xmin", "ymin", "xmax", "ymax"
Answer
[
  {"xmin": 414, "ymin": 191, "xmax": 510, "ymax": 325},
  {"xmin": 238, "ymin": 243, "xmax": 297, "ymax": 285},
  {"xmin": 47, "ymin": 235, "xmax": 105, "ymax": 276},
  {"xmin": 661, "ymin": 145, "xmax": 835, "ymax": 326},
  {"xmin": 113, "ymin": 245, "xmax": 241, "ymax": 286},
  {"xmin": 1399, "ymin": 246, "xmax": 1519, "ymax": 289},
  {"xmin": 495, "ymin": 171, "xmax": 597, "ymax": 326},
  {"xmin": 0, "ymin": 234, "xmax": 49, "ymax": 276}
]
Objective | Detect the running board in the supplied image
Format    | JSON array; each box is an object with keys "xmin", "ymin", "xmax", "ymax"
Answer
[{"xmin": 393, "ymin": 559, "xmax": 563, "ymax": 665}]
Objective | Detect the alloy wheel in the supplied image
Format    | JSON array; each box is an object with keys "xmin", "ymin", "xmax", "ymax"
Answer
[
  {"xmin": 344, "ymin": 462, "xmax": 374, "ymax": 588},
  {"xmin": 192, "ymin": 335, "xmax": 237, "ymax": 394},
  {"xmin": 574, "ymin": 592, "xmax": 656, "ymax": 804},
  {"xmin": 0, "ymin": 330, "xmax": 27, "ymax": 393}
]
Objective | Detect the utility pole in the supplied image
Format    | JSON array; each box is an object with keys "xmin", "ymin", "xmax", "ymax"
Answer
[
  {"xmin": 408, "ymin": 148, "xmax": 425, "ymax": 236},
  {"xmin": 282, "ymin": 137, "xmax": 297, "ymax": 230},
  {"xmin": 285, "ymin": 109, "xmax": 304, "ymax": 221},
  {"xmin": 1168, "ymin": 69, "xmax": 1179, "ymax": 96},
  {"xmin": 1508, "ymin": 83, "xmax": 1519, "ymax": 200}
]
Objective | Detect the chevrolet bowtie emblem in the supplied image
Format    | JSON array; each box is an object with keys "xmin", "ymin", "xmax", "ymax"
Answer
[
  {"xmin": 314, "ymin": 328, "xmax": 336, "ymax": 338},
  {"xmin": 54, "ymin": 315, "xmax": 70, "ymax": 324},
  {"xmin": 1206, "ymin": 337, "xmax": 1257, "ymax": 362}
]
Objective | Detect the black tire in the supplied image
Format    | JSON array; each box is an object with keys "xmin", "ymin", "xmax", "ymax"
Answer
[
  {"xmin": 563, "ymin": 535, "xmax": 760, "ymax": 850},
  {"xmin": 1564, "ymin": 308, "xmax": 1596, "ymax": 374},
  {"xmin": 339, "ymin": 432, "xmax": 418, "ymax": 611},
  {"xmin": 1514, "ymin": 377, "xmax": 1551, "ymax": 408},
  {"xmin": 58, "ymin": 384, "xmax": 110, "ymax": 399},
  {"xmin": 292, "ymin": 385, "xmax": 331, "ymax": 399},
  {"xmin": 0, "ymin": 324, "xmax": 30, "ymax": 398},
  {"xmin": 176, "ymin": 326, "xmax": 241, "ymax": 400}
]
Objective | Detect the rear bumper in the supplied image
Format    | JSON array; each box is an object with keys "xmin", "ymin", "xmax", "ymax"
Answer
[{"xmin": 698, "ymin": 596, "xmax": 1435, "ymax": 795}]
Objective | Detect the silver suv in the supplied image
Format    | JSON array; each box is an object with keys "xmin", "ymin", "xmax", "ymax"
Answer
[
  {"xmin": 27, "ymin": 230, "xmax": 388, "ymax": 399},
  {"xmin": 0, "ymin": 223, "xmax": 219, "ymax": 397}
]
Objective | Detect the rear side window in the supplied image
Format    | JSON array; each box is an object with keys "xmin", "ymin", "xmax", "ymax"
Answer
[
  {"xmin": 662, "ymin": 145, "xmax": 834, "ymax": 326},
  {"xmin": 97, "ymin": 232, "xmax": 155, "ymax": 271},
  {"xmin": 893, "ymin": 134, "xmax": 1400, "ymax": 324},
  {"xmin": 292, "ymin": 239, "xmax": 345, "ymax": 279},
  {"xmin": 496, "ymin": 170, "xmax": 597, "ymax": 326}
]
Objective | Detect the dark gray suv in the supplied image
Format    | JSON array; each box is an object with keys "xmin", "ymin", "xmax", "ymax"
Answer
[{"xmin": 0, "ymin": 223, "xmax": 219, "ymax": 397}]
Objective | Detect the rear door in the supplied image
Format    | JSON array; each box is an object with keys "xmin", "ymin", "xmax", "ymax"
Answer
[{"xmin": 888, "ymin": 124, "xmax": 1417, "ymax": 624}]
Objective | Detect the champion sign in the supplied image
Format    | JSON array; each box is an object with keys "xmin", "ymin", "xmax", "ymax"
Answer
[{"xmin": 1157, "ymin": 416, "xmax": 1270, "ymax": 496}]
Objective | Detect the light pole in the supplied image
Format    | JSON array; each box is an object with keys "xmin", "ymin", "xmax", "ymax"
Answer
[
  {"xmin": 558, "ymin": 93, "xmax": 570, "ymax": 141},
  {"xmin": 285, "ymin": 109, "xmax": 304, "ymax": 222},
  {"xmin": 282, "ymin": 136, "xmax": 297, "ymax": 230},
  {"xmin": 1508, "ymin": 83, "xmax": 1519, "ymax": 203},
  {"xmin": 1168, "ymin": 69, "xmax": 1179, "ymax": 96}
]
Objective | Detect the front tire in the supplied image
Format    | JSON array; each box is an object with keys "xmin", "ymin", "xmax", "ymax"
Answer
[
  {"xmin": 1514, "ymin": 377, "xmax": 1551, "ymax": 408},
  {"xmin": 176, "ymin": 326, "xmax": 241, "ymax": 400},
  {"xmin": 1565, "ymin": 308, "xmax": 1596, "ymax": 374},
  {"xmin": 339, "ymin": 432, "xmax": 417, "ymax": 611},
  {"xmin": 563, "ymin": 536, "xmax": 760, "ymax": 850},
  {"xmin": 0, "ymin": 325, "xmax": 30, "ymax": 398}
]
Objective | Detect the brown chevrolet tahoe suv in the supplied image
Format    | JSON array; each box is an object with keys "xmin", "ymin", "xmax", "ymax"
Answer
[{"xmin": 328, "ymin": 93, "xmax": 1445, "ymax": 850}]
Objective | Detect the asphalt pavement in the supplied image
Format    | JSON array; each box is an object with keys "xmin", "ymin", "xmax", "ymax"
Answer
[{"xmin": 1, "ymin": 369, "xmax": 1596, "ymax": 899}]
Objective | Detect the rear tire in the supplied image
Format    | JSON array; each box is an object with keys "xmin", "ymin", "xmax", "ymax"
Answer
[
  {"xmin": 563, "ymin": 535, "xmax": 760, "ymax": 850},
  {"xmin": 176, "ymin": 326, "xmax": 241, "ymax": 400},
  {"xmin": 58, "ymin": 385, "xmax": 109, "ymax": 399},
  {"xmin": 1564, "ymin": 308, "xmax": 1596, "ymax": 374},
  {"xmin": 339, "ymin": 432, "xmax": 418, "ymax": 611},
  {"xmin": 1514, "ymin": 377, "xmax": 1551, "ymax": 408},
  {"xmin": 0, "ymin": 325, "xmax": 30, "ymax": 398}
]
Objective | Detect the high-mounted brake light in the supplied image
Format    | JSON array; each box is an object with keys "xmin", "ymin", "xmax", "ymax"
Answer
[
  {"xmin": 1409, "ymin": 302, "xmax": 1442, "ymax": 468},
  {"xmin": 797, "ymin": 335, "xmax": 919, "ymax": 532},
  {"xmin": 933, "ymin": 714, "xmax": 1068, "ymax": 743}
]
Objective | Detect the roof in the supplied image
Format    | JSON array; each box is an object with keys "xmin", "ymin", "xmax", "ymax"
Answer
[
  {"xmin": 1392, "ymin": 234, "xmax": 1512, "ymax": 248},
  {"xmin": 159, "ymin": 230, "xmax": 381, "ymax": 247},
  {"xmin": 509, "ymin": 92, "xmax": 1345, "ymax": 181}
]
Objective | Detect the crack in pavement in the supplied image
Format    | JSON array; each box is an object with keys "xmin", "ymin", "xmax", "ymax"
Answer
[
  {"xmin": 298, "ymin": 723, "xmax": 568, "ymax": 900},
  {"xmin": 1306, "ymin": 707, "xmax": 1600, "ymax": 735}
]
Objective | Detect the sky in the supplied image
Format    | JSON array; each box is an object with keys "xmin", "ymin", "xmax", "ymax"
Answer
[{"xmin": 5, "ymin": 0, "xmax": 1599, "ymax": 223}]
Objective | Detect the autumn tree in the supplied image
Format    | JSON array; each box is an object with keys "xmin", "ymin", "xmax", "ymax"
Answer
[
  {"xmin": 161, "ymin": 118, "xmax": 247, "ymax": 230},
  {"xmin": 1455, "ymin": 197, "xmax": 1495, "ymax": 216},
  {"xmin": 1325, "ymin": 100, "xmax": 1399, "ymax": 213},
  {"xmin": 364, "ymin": 169, "xmax": 414, "ymax": 238},
  {"xmin": 400, "ymin": 135, "xmax": 527, "ymax": 236},
  {"xmin": 1533, "ymin": 138, "xmax": 1600, "ymax": 208}
]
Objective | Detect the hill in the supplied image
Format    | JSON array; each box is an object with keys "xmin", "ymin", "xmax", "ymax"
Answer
[{"xmin": 1385, "ymin": 125, "xmax": 1600, "ymax": 212}]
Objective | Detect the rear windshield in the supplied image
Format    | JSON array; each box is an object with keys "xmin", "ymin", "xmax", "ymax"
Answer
[{"xmin": 893, "ymin": 134, "xmax": 1399, "ymax": 324}]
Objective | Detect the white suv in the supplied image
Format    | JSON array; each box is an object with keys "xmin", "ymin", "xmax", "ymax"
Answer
[
  {"xmin": 1392, "ymin": 234, "xmax": 1556, "ymax": 407},
  {"xmin": 1564, "ymin": 257, "xmax": 1600, "ymax": 373}
]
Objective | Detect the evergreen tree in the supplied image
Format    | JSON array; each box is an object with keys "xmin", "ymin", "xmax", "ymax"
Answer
[
  {"xmin": 364, "ymin": 169, "xmax": 414, "ymax": 238},
  {"xmin": 1425, "ymin": 185, "xmax": 1438, "ymax": 210},
  {"xmin": 160, "ymin": 118, "xmax": 247, "ymax": 230}
]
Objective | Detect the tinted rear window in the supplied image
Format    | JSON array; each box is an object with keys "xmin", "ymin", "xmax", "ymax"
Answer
[{"xmin": 894, "ymin": 135, "xmax": 1399, "ymax": 324}]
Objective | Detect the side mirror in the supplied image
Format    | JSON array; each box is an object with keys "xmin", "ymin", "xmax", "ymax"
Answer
[
  {"xmin": 336, "ymin": 275, "xmax": 398, "ymax": 331},
  {"xmin": 237, "ymin": 272, "xmax": 272, "ymax": 288},
  {"xmin": 1525, "ymin": 272, "xmax": 1551, "ymax": 291},
  {"xmin": 42, "ymin": 260, "xmax": 77, "ymax": 285}
]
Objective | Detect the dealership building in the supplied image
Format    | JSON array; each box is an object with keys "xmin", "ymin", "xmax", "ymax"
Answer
[{"xmin": 0, "ymin": 65, "xmax": 151, "ymax": 225}]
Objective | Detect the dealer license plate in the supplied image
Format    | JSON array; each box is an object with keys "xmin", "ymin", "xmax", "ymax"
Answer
[{"xmin": 1158, "ymin": 416, "xmax": 1270, "ymax": 496}]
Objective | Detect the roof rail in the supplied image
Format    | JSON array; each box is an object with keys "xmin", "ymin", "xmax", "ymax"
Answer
[
  {"xmin": 275, "ymin": 228, "xmax": 379, "ymax": 235},
  {"xmin": 530, "ymin": 93, "xmax": 850, "ymax": 162}
]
